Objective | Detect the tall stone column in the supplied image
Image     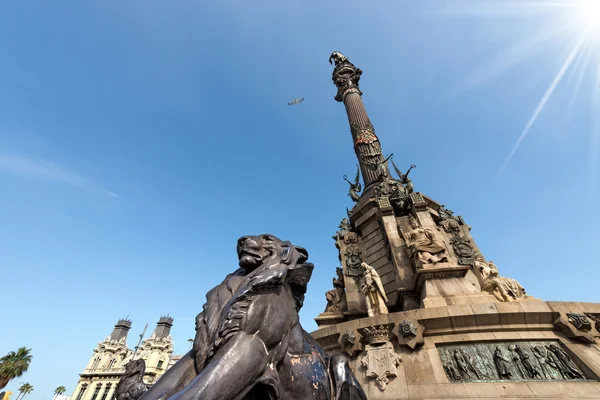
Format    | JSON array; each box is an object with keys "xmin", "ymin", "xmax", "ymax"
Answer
[{"xmin": 330, "ymin": 52, "xmax": 388, "ymax": 190}]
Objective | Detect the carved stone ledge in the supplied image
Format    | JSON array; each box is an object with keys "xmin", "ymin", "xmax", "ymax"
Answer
[
  {"xmin": 314, "ymin": 313, "xmax": 347, "ymax": 327},
  {"xmin": 414, "ymin": 263, "xmax": 470, "ymax": 291}
]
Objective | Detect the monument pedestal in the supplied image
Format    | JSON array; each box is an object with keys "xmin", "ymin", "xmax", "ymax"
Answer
[
  {"xmin": 315, "ymin": 51, "xmax": 600, "ymax": 399},
  {"xmin": 313, "ymin": 301, "xmax": 600, "ymax": 399},
  {"xmin": 414, "ymin": 263, "xmax": 500, "ymax": 307}
]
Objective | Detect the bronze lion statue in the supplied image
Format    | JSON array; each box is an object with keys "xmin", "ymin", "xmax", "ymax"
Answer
[
  {"xmin": 140, "ymin": 234, "xmax": 366, "ymax": 400},
  {"xmin": 115, "ymin": 359, "xmax": 148, "ymax": 400}
]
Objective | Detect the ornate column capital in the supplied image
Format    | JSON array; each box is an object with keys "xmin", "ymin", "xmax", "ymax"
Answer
[{"xmin": 330, "ymin": 52, "xmax": 363, "ymax": 102}]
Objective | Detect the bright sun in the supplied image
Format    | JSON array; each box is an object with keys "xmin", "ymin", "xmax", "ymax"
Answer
[
  {"xmin": 573, "ymin": 0, "xmax": 600, "ymax": 31},
  {"xmin": 436, "ymin": 0, "xmax": 600, "ymax": 179}
]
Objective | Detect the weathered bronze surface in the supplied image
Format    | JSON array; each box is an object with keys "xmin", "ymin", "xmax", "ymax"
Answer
[
  {"xmin": 438, "ymin": 341, "xmax": 587, "ymax": 382},
  {"xmin": 568, "ymin": 313, "xmax": 593, "ymax": 331},
  {"xmin": 139, "ymin": 234, "xmax": 366, "ymax": 400},
  {"xmin": 363, "ymin": 153, "xmax": 393, "ymax": 181},
  {"xmin": 115, "ymin": 359, "xmax": 148, "ymax": 400},
  {"xmin": 390, "ymin": 158, "xmax": 416, "ymax": 194},
  {"xmin": 330, "ymin": 51, "xmax": 362, "ymax": 102},
  {"xmin": 343, "ymin": 166, "xmax": 362, "ymax": 203},
  {"xmin": 399, "ymin": 321, "xmax": 417, "ymax": 339}
]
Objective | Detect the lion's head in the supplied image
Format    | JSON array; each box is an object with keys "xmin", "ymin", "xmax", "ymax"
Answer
[
  {"xmin": 237, "ymin": 234, "xmax": 308, "ymax": 270},
  {"xmin": 115, "ymin": 359, "xmax": 147, "ymax": 400},
  {"xmin": 123, "ymin": 359, "xmax": 146, "ymax": 378}
]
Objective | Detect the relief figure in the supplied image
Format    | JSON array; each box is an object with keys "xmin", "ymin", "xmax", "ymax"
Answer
[
  {"xmin": 493, "ymin": 346, "xmax": 512, "ymax": 379},
  {"xmin": 454, "ymin": 349, "xmax": 480, "ymax": 380},
  {"xmin": 405, "ymin": 217, "xmax": 449, "ymax": 266},
  {"xmin": 513, "ymin": 345, "xmax": 541, "ymax": 379},
  {"xmin": 532, "ymin": 346, "xmax": 553, "ymax": 379},
  {"xmin": 547, "ymin": 345, "xmax": 585, "ymax": 379},
  {"xmin": 443, "ymin": 360, "xmax": 461, "ymax": 381}
]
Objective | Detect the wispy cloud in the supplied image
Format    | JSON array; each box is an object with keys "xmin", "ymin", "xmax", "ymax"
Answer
[
  {"xmin": 103, "ymin": 189, "xmax": 119, "ymax": 198},
  {"xmin": 0, "ymin": 153, "xmax": 118, "ymax": 197}
]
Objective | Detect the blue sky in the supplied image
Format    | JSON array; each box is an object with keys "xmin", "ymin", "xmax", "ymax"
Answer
[{"xmin": 1, "ymin": 0, "xmax": 599, "ymax": 398}]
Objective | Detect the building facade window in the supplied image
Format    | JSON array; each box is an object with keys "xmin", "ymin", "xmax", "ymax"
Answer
[
  {"xmin": 91, "ymin": 357, "xmax": 101, "ymax": 370},
  {"xmin": 100, "ymin": 383, "xmax": 112, "ymax": 400},
  {"xmin": 75, "ymin": 384, "xmax": 88, "ymax": 400},
  {"xmin": 156, "ymin": 360, "xmax": 164, "ymax": 369},
  {"xmin": 107, "ymin": 359, "xmax": 117, "ymax": 369},
  {"xmin": 90, "ymin": 384, "xmax": 103, "ymax": 400}
]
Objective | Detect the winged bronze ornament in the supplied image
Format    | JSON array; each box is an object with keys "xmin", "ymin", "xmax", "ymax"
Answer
[{"xmin": 343, "ymin": 165, "xmax": 362, "ymax": 202}]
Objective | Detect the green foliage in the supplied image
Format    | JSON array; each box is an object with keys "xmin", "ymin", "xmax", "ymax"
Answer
[
  {"xmin": 0, "ymin": 348, "xmax": 33, "ymax": 390},
  {"xmin": 16, "ymin": 383, "xmax": 33, "ymax": 400}
]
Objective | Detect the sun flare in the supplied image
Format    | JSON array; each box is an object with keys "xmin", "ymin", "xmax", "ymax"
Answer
[
  {"xmin": 438, "ymin": 0, "xmax": 600, "ymax": 180},
  {"xmin": 572, "ymin": 0, "xmax": 600, "ymax": 32}
]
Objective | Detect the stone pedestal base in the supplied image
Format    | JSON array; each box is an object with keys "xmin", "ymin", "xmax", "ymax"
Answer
[
  {"xmin": 412, "ymin": 263, "xmax": 499, "ymax": 308},
  {"xmin": 312, "ymin": 300, "xmax": 600, "ymax": 399},
  {"xmin": 314, "ymin": 312, "xmax": 347, "ymax": 327}
]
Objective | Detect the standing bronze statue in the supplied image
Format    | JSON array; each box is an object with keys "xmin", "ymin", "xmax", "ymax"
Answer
[{"xmin": 139, "ymin": 234, "xmax": 366, "ymax": 400}]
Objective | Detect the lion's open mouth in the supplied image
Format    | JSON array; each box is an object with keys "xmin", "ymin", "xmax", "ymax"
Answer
[
  {"xmin": 238, "ymin": 248, "xmax": 265, "ymax": 268},
  {"xmin": 238, "ymin": 249, "xmax": 262, "ymax": 260}
]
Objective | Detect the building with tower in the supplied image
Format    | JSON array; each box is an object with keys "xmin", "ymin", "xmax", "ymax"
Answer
[
  {"xmin": 311, "ymin": 52, "xmax": 600, "ymax": 399},
  {"xmin": 70, "ymin": 317, "xmax": 181, "ymax": 400}
]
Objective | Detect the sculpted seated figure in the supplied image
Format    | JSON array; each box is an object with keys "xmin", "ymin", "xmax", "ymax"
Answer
[
  {"xmin": 405, "ymin": 217, "xmax": 449, "ymax": 266},
  {"xmin": 140, "ymin": 234, "xmax": 366, "ymax": 400},
  {"xmin": 475, "ymin": 255, "xmax": 527, "ymax": 302}
]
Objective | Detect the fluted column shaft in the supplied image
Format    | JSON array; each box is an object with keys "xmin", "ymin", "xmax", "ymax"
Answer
[
  {"xmin": 342, "ymin": 91, "xmax": 386, "ymax": 189},
  {"xmin": 330, "ymin": 52, "xmax": 388, "ymax": 190}
]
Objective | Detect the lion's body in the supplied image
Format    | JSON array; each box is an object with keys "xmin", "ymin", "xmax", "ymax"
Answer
[{"xmin": 139, "ymin": 235, "xmax": 365, "ymax": 400}]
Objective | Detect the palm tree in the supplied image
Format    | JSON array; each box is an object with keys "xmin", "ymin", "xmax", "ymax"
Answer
[
  {"xmin": 15, "ymin": 383, "xmax": 33, "ymax": 400},
  {"xmin": 0, "ymin": 348, "xmax": 33, "ymax": 389},
  {"xmin": 53, "ymin": 386, "xmax": 66, "ymax": 400}
]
